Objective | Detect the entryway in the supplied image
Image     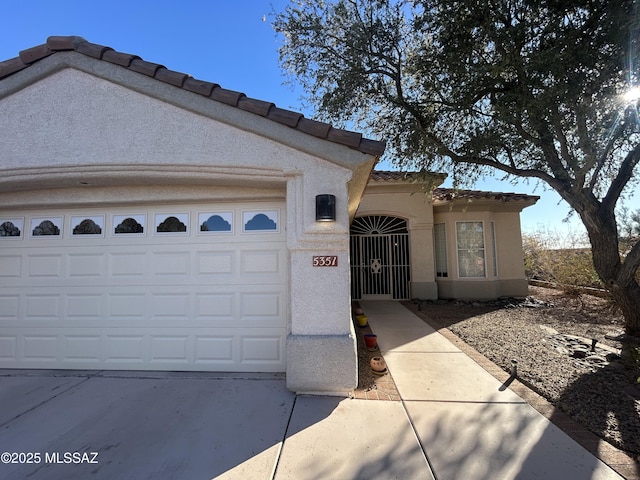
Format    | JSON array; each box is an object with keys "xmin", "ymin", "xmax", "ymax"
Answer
[{"xmin": 350, "ymin": 215, "xmax": 410, "ymax": 300}]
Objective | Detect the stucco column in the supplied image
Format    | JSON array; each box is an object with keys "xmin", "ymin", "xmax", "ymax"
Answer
[
  {"xmin": 409, "ymin": 222, "xmax": 439, "ymax": 299},
  {"xmin": 285, "ymin": 174, "xmax": 357, "ymax": 394}
]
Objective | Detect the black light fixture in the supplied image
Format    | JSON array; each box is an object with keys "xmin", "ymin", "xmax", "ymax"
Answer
[{"xmin": 316, "ymin": 194, "xmax": 336, "ymax": 222}]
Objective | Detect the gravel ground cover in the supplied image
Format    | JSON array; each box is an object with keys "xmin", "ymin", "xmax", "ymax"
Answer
[{"xmin": 415, "ymin": 286, "xmax": 640, "ymax": 458}]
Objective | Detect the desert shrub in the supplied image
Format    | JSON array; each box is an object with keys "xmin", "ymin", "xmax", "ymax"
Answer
[{"xmin": 523, "ymin": 230, "xmax": 603, "ymax": 290}]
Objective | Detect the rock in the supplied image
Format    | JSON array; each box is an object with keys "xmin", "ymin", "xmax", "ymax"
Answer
[
  {"xmin": 605, "ymin": 331, "xmax": 627, "ymax": 341},
  {"xmin": 605, "ymin": 352, "xmax": 621, "ymax": 362},
  {"xmin": 585, "ymin": 355, "xmax": 608, "ymax": 364}
]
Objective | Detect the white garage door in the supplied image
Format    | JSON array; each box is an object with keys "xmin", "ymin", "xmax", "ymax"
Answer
[{"xmin": 0, "ymin": 202, "xmax": 287, "ymax": 372}]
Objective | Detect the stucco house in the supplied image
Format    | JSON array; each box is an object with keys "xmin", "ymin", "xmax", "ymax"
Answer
[{"xmin": 0, "ymin": 37, "xmax": 537, "ymax": 394}]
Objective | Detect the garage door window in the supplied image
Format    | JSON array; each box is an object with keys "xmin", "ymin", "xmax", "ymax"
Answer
[
  {"xmin": 0, "ymin": 218, "xmax": 24, "ymax": 238},
  {"xmin": 113, "ymin": 215, "xmax": 145, "ymax": 235},
  {"xmin": 31, "ymin": 217, "xmax": 63, "ymax": 237},
  {"xmin": 199, "ymin": 212, "xmax": 233, "ymax": 233},
  {"xmin": 155, "ymin": 214, "xmax": 188, "ymax": 234},
  {"xmin": 72, "ymin": 216, "xmax": 104, "ymax": 236},
  {"xmin": 243, "ymin": 211, "xmax": 278, "ymax": 232}
]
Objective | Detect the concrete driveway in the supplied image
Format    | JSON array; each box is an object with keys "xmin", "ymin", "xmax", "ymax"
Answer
[
  {"xmin": 0, "ymin": 370, "xmax": 296, "ymax": 480},
  {"xmin": 0, "ymin": 370, "xmax": 434, "ymax": 480}
]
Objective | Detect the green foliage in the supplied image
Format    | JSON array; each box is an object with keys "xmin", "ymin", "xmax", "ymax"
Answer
[{"xmin": 275, "ymin": 0, "xmax": 640, "ymax": 190}]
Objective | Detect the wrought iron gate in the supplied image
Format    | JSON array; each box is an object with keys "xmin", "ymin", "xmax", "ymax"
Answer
[{"xmin": 350, "ymin": 216, "xmax": 410, "ymax": 300}]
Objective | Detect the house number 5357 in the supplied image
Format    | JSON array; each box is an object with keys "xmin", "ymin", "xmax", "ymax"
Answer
[{"xmin": 312, "ymin": 256, "xmax": 338, "ymax": 267}]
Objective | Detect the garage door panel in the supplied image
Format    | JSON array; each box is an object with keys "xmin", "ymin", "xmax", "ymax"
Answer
[
  {"xmin": 110, "ymin": 252, "xmax": 147, "ymax": 277},
  {"xmin": 66, "ymin": 294, "xmax": 103, "ymax": 318},
  {"xmin": 240, "ymin": 292, "xmax": 282, "ymax": 320},
  {"xmin": 150, "ymin": 293, "xmax": 190, "ymax": 319},
  {"xmin": 68, "ymin": 253, "xmax": 104, "ymax": 277},
  {"xmin": 25, "ymin": 295, "xmax": 61, "ymax": 320},
  {"xmin": 108, "ymin": 293, "xmax": 147, "ymax": 320},
  {"xmin": 152, "ymin": 251, "xmax": 191, "ymax": 276},
  {"xmin": 150, "ymin": 335, "xmax": 189, "ymax": 363},
  {"xmin": 28, "ymin": 254, "xmax": 63, "ymax": 278},
  {"xmin": 0, "ymin": 255, "xmax": 22, "ymax": 277},
  {"xmin": 0, "ymin": 295, "xmax": 20, "ymax": 319},
  {"xmin": 23, "ymin": 335, "xmax": 59, "ymax": 362},
  {"xmin": 196, "ymin": 251, "xmax": 235, "ymax": 276},
  {"xmin": 195, "ymin": 293, "xmax": 235, "ymax": 320},
  {"xmin": 0, "ymin": 328, "xmax": 285, "ymax": 372},
  {"xmin": 0, "ymin": 336, "xmax": 17, "ymax": 359},
  {"xmin": 241, "ymin": 336, "xmax": 283, "ymax": 363},
  {"xmin": 241, "ymin": 249, "xmax": 282, "ymax": 274},
  {"xmin": 194, "ymin": 336, "xmax": 234, "ymax": 363},
  {"xmin": 106, "ymin": 335, "xmax": 146, "ymax": 362},
  {"xmin": 64, "ymin": 335, "xmax": 102, "ymax": 362},
  {"xmin": 0, "ymin": 202, "xmax": 287, "ymax": 372},
  {"xmin": 1, "ymin": 289, "xmax": 287, "ymax": 329}
]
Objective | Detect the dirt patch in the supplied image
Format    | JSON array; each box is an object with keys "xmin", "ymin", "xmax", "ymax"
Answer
[{"xmin": 351, "ymin": 310, "xmax": 401, "ymax": 401}]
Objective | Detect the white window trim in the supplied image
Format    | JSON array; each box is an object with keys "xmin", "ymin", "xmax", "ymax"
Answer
[{"xmin": 491, "ymin": 221, "xmax": 498, "ymax": 277}]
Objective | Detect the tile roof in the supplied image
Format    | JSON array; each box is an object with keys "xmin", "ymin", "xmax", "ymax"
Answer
[
  {"xmin": 371, "ymin": 171, "xmax": 540, "ymax": 202},
  {"xmin": 0, "ymin": 36, "xmax": 386, "ymax": 157},
  {"xmin": 432, "ymin": 188, "xmax": 539, "ymax": 203}
]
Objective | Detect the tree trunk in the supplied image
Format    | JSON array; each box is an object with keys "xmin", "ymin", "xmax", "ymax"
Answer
[
  {"xmin": 609, "ymin": 281, "xmax": 640, "ymax": 337},
  {"xmin": 581, "ymin": 207, "xmax": 640, "ymax": 337}
]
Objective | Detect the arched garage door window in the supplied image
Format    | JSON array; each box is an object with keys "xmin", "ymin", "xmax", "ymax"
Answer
[{"xmin": 350, "ymin": 216, "xmax": 410, "ymax": 300}]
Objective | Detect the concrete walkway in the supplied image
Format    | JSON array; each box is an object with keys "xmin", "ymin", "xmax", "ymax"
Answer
[
  {"xmin": 360, "ymin": 300, "xmax": 625, "ymax": 480},
  {"xmin": 0, "ymin": 301, "xmax": 628, "ymax": 479}
]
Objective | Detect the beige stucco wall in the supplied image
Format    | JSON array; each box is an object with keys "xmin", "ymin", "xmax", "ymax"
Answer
[
  {"xmin": 355, "ymin": 178, "xmax": 534, "ymax": 301},
  {"xmin": 0, "ymin": 57, "xmax": 378, "ymax": 394},
  {"xmin": 433, "ymin": 204, "xmax": 530, "ymax": 299}
]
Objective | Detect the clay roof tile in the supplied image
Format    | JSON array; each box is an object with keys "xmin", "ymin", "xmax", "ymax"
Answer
[
  {"xmin": 296, "ymin": 117, "xmax": 332, "ymax": 139},
  {"xmin": 128, "ymin": 58, "xmax": 164, "ymax": 77},
  {"xmin": 327, "ymin": 128, "xmax": 362, "ymax": 149},
  {"xmin": 102, "ymin": 49, "xmax": 139, "ymax": 67},
  {"xmin": 19, "ymin": 44, "xmax": 53, "ymax": 65},
  {"xmin": 0, "ymin": 57, "xmax": 28, "ymax": 80},
  {"xmin": 183, "ymin": 78, "xmax": 218, "ymax": 96},
  {"xmin": 237, "ymin": 97, "xmax": 274, "ymax": 117},
  {"xmin": 358, "ymin": 138, "xmax": 386, "ymax": 156},
  {"xmin": 75, "ymin": 42, "xmax": 112, "ymax": 59},
  {"xmin": 267, "ymin": 107, "xmax": 302, "ymax": 128},
  {"xmin": 210, "ymin": 86, "xmax": 245, "ymax": 106},
  {"xmin": 46, "ymin": 36, "xmax": 86, "ymax": 51},
  {"xmin": 154, "ymin": 67, "xmax": 189, "ymax": 87},
  {"xmin": 432, "ymin": 187, "xmax": 539, "ymax": 202}
]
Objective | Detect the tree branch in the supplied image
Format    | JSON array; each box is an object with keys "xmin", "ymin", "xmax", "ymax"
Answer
[{"xmin": 602, "ymin": 142, "xmax": 640, "ymax": 213}]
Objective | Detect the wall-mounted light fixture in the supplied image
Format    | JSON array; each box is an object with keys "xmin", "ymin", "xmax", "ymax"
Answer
[{"xmin": 316, "ymin": 194, "xmax": 336, "ymax": 222}]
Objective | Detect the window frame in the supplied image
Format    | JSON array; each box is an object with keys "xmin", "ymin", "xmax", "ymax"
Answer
[{"xmin": 433, "ymin": 223, "xmax": 448, "ymax": 278}]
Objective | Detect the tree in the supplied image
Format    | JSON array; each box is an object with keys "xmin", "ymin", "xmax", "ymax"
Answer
[{"xmin": 274, "ymin": 0, "xmax": 640, "ymax": 335}]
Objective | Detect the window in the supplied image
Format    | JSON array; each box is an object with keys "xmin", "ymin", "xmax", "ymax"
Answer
[
  {"xmin": 433, "ymin": 223, "xmax": 448, "ymax": 277},
  {"xmin": 456, "ymin": 222, "xmax": 485, "ymax": 278},
  {"xmin": 242, "ymin": 211, "xmax": 279, "ymax": 232}
]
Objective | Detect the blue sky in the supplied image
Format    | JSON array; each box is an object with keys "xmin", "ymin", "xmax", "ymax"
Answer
[{"xmin": 1, "ymin": 0, "xmax": 636, "ymax": 241}]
